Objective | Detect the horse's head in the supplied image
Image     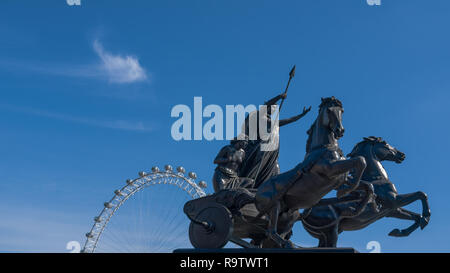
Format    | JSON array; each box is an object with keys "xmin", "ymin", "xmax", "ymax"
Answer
[
  {"xmin": 348, "ymin": 136, "xmax": 406, "ymax": 164},
  {"xmin": 371, "ymin": 137, "xmax": 406, "ymax": 164},
  {"xmin": 319, "ymin": 97, "xmax": 345, "ymax": 139}
]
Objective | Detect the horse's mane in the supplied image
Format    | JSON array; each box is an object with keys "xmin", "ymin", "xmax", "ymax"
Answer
[
  {"xmin": 305, "ymin": 121, "xmax": 315, "ymax": 153},
  {"xmin": 319, "ymin": 96, "xmax": 343, "ymax": 109},
  {"xmin": 347, "ymin": 136, "xmax": 385, "ymax": 157},
  {"xmin": 306, "ymin": 97, "xmax": 343, "ymax": 153}
]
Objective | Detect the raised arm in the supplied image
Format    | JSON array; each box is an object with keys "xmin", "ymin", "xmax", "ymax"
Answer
[
  {"xmin": 279, "ymin": 106, "xmax": 311, "ymax": 127},
  {"xmin": 264, "ymin": 92, "xmax": 287, "ymax": 106}
]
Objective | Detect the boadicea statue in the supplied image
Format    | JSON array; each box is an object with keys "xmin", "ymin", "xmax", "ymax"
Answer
[{"xmin": 183, "ymin": 66, "xmax": 430, "ymax": 250}]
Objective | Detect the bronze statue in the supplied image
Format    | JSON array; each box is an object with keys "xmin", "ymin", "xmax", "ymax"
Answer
[
  {"xmin": 301, "ymin": 137, "xmax": 431, "ymax": 247},
  {"xmin": 239, "ymin": 93, "xmax": 311, "ymax": 188},
  {"xmin": 212, "ymin": 136, "xmax": 254, "ymax": 192},
  {"xmin": 185, "ymin": 96, "xmax": 372, "ymax": 249},
  {"xmin": 183, "ymin": 66, "xmax": 429, "ymax": 251}
]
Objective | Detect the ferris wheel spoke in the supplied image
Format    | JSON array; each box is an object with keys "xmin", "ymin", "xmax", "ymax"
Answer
[
  {"xmin": 156, "ymin": 211, "xmax": 190, "ymax": 251},
  {"xmin": 153, "ymin": 199, "xmax": 188, "ymax": 251},
  {"xmin": 100, "ymin": 226, "xmax": 132, "ymax": 252},
  {"xmin": 99, "ymin": 233, "xmax": 128, "ymax": 253},
  {"xmin": 82, "ymin": 165, "xmax": 207, "ymax": 253},
  {"xmin": 109, "ymin": 218, "xmax": 139, "ymax": 252},
  {"xmin": 150, "ymin": 182, "xmax": 182, "ymax": 248}
]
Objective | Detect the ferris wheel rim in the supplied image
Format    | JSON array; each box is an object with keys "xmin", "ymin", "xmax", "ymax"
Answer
[{"xmin": 82, "ymin": 166, "xmax": 207, "ymax": 253}]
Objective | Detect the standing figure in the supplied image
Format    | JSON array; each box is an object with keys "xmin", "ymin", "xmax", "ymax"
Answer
[
  {"xmin": 212, "ymin": 136, "xmax": 254, "ymax": 192},
  {"xmin": 239, "ymin": 92, "xmax": 311, "ymax": 188}
]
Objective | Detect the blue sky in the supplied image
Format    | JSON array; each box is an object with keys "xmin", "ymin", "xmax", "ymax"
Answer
[{"xmin": 0, "ymin": 0, "xmax": 449, "ymax": 252}]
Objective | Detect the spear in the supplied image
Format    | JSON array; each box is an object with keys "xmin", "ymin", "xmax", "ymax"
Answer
[
  {"xmin": 277, "ymin": 65, "xmax": 296, "ymax": 114},
  {"xmin": 253, "ymin": 65, "xmax": 296, "ymax": 182},
  {"xmin": 270, "ymin": 65, "xmax": 295, "ymax": 129}
]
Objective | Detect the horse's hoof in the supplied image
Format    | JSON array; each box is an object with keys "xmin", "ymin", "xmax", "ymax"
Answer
[{"xmin": 388, "ymin": 229, "xmax": 404, "ymax": 237}]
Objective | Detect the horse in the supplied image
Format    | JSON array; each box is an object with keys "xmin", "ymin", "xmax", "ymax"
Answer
[
  {"xmin": 300, "ymin": 137, "xmax": 431, "ymax": 247},
  {"xmin": 253, "ymin": 97, "xmax": 370, "ymax": 248}
]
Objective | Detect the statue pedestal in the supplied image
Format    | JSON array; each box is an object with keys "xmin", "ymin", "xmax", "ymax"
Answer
[{"xmin": 174, "ymin": 247, "xmax": 358, "ymax": 253}]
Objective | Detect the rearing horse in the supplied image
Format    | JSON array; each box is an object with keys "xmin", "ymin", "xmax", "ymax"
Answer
[
  {"xmin": 301, "ymin": 137, "xmax": 431, "ymax": 247},
  {"xmin": 254, "ymin": 97, "xmax": 369, "ymax": 247}
]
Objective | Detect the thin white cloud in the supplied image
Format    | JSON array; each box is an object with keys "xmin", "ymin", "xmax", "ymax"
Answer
[
  {"xmin": 0, "ymin": 104, "xmax": 153, "ymax": 132},
  {"xmin": 93, "ymin": 40, "xmax": 148, "ymax": 83},
  {"xmin": 0, "ymin": 40, "xmax": 149, "ymax": 84}
]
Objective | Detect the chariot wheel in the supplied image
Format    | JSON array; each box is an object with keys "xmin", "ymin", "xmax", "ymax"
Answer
[
  {"xmin": 188, "ymin": 203, "xmax": 233, "ymax": 249},
  {"xmin": 82, "ymin": 165, "xmax": 207, "ymax": 253}
]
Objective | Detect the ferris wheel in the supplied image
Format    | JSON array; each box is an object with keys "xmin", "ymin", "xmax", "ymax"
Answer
[{"xmin": 81, "ymin": 164, "xmax": 208, "ymax": 253}]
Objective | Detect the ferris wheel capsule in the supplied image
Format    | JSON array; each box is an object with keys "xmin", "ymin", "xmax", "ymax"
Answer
[
  {"xmin": 104, "ymin": 202, "xmax": 113, "ymax": 209},
  {"xmin": 126, "ymin": 179, "xmax": 133, "ymax": 185},
  {"xmin": 114, "ymin": 190, "xmax": 125, "ymax": 196},
  {"xmin": 94, "ymin": 216, "xmax": 102, "ymax": 223},
  {"xmin": 86, "ymin": 232, "xmax": 94, "ymax": 238},
  {"xmin": 188, "ymin": 172, "xmax": 197, "ymax": 180},
  {"xmin": 176, "ymin": 166, "xmax": 186, "ymax": 174},
  {"xmin": 139, "ymin": 171, "xmax": 147, "ymax": 177},
  {"xmin": 165, "ymin": 165, "xmax": 173, "ymax": 172},
  {"xmin": 198, "ymin": 181, "xmax": 207, "ymax": 189},
  {"xmin": 151, "ymin": 166, "xmax": 160, "ymax": 173}
]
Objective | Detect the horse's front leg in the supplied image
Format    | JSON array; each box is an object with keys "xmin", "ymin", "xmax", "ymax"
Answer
[
  {"xmin": 265, "ymin": 201, "xmax": 292, "ymax": 248},
  {"xmin": 386, "ymin": 208, "xmax": 422, "ymax": 237},
  {"xmin": 382, "ymin": 191, "xmax": 430, "ymax": 229},
  {"xmin": 319, "ymin": 156, "xmax": 367, "ymax": 198}
]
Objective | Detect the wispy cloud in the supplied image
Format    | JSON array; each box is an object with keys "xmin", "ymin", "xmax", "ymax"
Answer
[
  {"xmin": 0, "ymin": 40, "xmax": 149, "ymax": 84},
  {"xmin": 0, "ymin": 104, "xmax": 154, "ymax": 132},
  {"xmin": 93, "ymin": 40, "xmax": 148, "ymax": 83}
]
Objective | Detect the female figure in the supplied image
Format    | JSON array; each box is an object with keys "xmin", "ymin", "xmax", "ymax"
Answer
[{"xmin": 212, "ymin": 136, "xmax": 254, "ymax": 192}]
